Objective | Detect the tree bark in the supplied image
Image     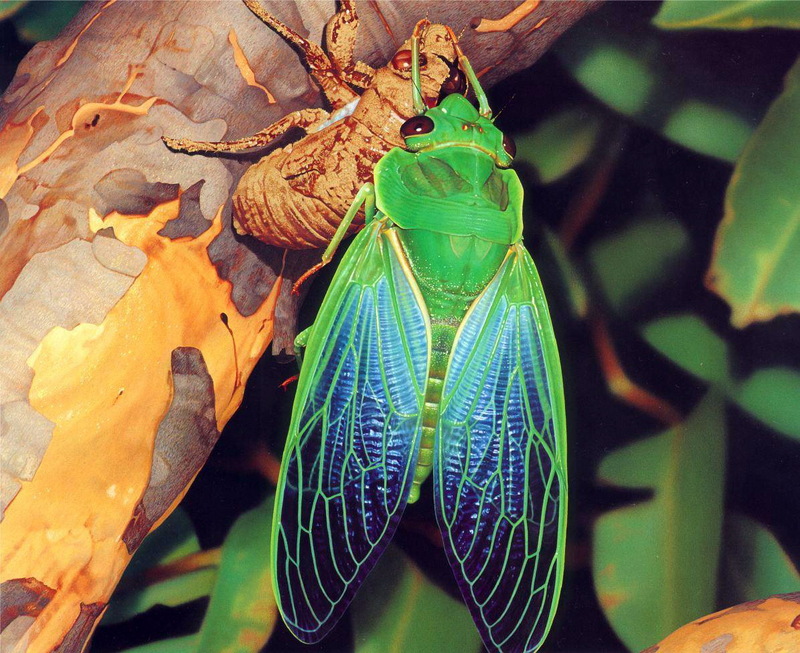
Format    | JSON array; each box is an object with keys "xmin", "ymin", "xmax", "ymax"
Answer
[
  {"xmin": 0, "ymin": 1, "xmax": 601, "ymax": 651},
  {"xmin": 643, "ymin": 592, "xmax": 800, "ymax": 652}
]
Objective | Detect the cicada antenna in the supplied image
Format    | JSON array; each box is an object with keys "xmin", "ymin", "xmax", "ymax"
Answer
[
  {"xmin": 492, "ymin": 92, "xmax": 517, "ymax": 123},
  {"xmin": 410, "ymin": 19, "xmax": 430, "ymax": 115},
  {"xmin": 444, "ymin": 26, "xmax": 491, "ymax": 118}
]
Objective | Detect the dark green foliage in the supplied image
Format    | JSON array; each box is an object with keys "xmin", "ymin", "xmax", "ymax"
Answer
[
  {"xmin": 2, "ymin": 0, "xmax": 82, "ymax": 43},
  {"xmin": 516, "ymin": 1, "xmax": 800, "ymax": 649},
  {"xmin": 593, "ymin": 394, "xmax": 726, "ymax": 651}
]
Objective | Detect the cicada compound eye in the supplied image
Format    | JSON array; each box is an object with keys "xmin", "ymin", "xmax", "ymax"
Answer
[
  {"xmin": 391, "ymin": 50, "xmax": 427, "ymax": 71},
  {"xmin": 502, "ymin": 133, "xmax": 516, "ymax": 159},
  {"xmin": 401, "ymin": 115, "xmax": 435, "ymax": 138},
  {"xmin": 439, "ymin": 64, "xmax": 467, "ymax": 99}
]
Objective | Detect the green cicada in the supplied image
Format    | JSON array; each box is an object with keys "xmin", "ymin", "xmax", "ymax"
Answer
[{"xmin": 272, "ymin": 26, "xmax": 567, "ymax": 653}]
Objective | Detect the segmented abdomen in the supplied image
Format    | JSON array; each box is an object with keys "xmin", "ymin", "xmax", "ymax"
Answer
[
  {"xmin": 232, "ymin": 116, "xmax": 388, "ymax": 248},
  {"xmin": 232, "ymin": 153, "xmax": 360, "ymax": 248},
  {"xmin": 409, "ymin": 321, "xmax": 457, "ymax": 503}
]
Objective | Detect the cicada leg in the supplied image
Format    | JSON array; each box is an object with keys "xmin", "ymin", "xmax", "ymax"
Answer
[
  {"xmin": 291, "ymin": 183, "xmax": 376, "ymax": 294},
  {"xmin": 242, "ymin": 0, "xmax": 362, "ymax": 109},
  {"xmin": 410, "ymin": 20, "xmax": 429, "ymax": 114},
  {"xmin": 293, "ymin": 326, "xmax": 312, "ymax": 369},
  {"xmin": 162, "ymin": 108, "xmax": 329, "ymax": 155},
  {"xmin": 324, "ymin": 0, "xmax": 375, "ymax": 90}
]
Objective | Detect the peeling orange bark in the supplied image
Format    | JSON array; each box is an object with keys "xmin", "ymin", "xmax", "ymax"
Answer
[
  {"xmin": 229, "ymin": 29, "xmax": 276, "ymax": 104},
  {"xmin": 55, "ymin": 0, "xmax": 118, "ymax": 67},
  {"xmin": 17, "ymin": 69, "xmax": 158, "ymax": 180},
  {"xmin": 0, "ymin": 107, "xmax": 45, "ymax": 198},
  {"xmin": 646, "ymin": 593, "xmax": 800, "ymax": 652},
  {"xmin": 0, "ymin": 67, "xmax": 164, "ymax": 301},
  {"xmin": 2, "ymin": 196, "xmax": 281, "ymax": 651},
  {"xmin": 471, "ymin": 0, "xmax": 542, "ymax": 33}
]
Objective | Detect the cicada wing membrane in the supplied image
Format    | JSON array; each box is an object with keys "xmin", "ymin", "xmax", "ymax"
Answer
[
  {"xmin": 272, "ymin": 221, "xmax": 431, "ymax": 642},
  {"xmin": 434, "ymin": 245, "xmax": 567, "ymax": 653}
]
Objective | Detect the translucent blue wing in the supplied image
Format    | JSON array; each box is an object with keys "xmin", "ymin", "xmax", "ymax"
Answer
[
  {"xmin": 272, "ymin": 221, "xmax": 430, "ymax": 642},
  {"xmin": 434, "ymin": 244, "xmax": 567, "ymax": 653}
]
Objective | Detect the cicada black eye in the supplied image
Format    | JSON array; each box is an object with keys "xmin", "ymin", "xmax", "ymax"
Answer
[
  {"xmin": 392, "ymin": 50, "xmax": 412, "ymax": 70},
  {"xmin": 502, "ymin": 133, "xmax": 516, "ymax": 158},
  {"xmin": 401, "ymin": 115, "xmax": 435, "ymax": 138},
  {"xmin": 391, "ymin": 50, "xmax": 427, "ymax": 71},
  {"xmin": 439, "ymin": 64, "xmax": 466, "ymax": 99}
]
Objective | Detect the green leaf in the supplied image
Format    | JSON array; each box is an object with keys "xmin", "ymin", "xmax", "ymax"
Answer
[
  {"xmin": 556, "ymin": 13, "xmax": 756, "ymax": 162},
  {"xmin": 515, "ymin": 107, "xmax": 603, "ymax": 184},
  {"xmin": 661, "ymin": 100, "xmax": 757, "ymax": 163},
  {"xmin": 593, "ymin": 393, "xmax": 726, "ymax": 650},
  {"xmin": 733, "ymin": 367, "xmax": 800, "ymax": 440},
  {"xmin": 105, "ymin": 509, "xmax": 215, "ymax": 625},
  {"xmin": 0, "ymin": 0, "xmax": 28, "ymax": 21},
  {"xmin": 119, "ymin": 634, "xmax": 199, "ymax": 653},
  {"xmin": 104, "ymin": 569, "xmax": 218, "ymax": 626},
  {"xmin": 589, "ymin": 216, "xmax": 690, "ymax": 315},
  {"xmin": 195, "ymin": 497, "xmax": 278, "ymax": 653},
  {"xmin": 558, "ymin": 29, "xmax": 654, "ymax": 117},
  {"xmin": 721, "ymin": 514, "xmax": 800, "ymax": 604},
  {"xmin": 707, "ymin": 57, "xmax": 800, "ymax": 327},
  {"xmin": 352, "ymin": 546, "xmax": 482, "ymax": 653},
  {"xmin": 641, "ymin": 314, "xmax": 731, "ymax": 387},
  {"xmin": 11, "ymin": 0, "xmax": 82, "ymax": 42},
  {"xmin": 642, "ymin": 315, "xmax": 800, "ymax": 440},
  {"xmin": 542, "ymin": 227, "xmax": 589, "ymax": 320},
  {"xmin": 654, "ymin": 0, "xmax": 800, "ymax": 31},
  {"xmin": 123, "ymin": 509, "xmax": 202, "ymax": 577}
]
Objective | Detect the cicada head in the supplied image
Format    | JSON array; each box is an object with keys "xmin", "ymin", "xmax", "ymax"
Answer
[
  {"xmin": 399, "ymin": 93, "xmax": 515, "ymax": 169},
  {"xmin": 370, "ymin": 22, "xmax": 462, "ymax": 122},
  {"xmin": 401, "ymin": 23, "xmax": 513, "ymax": 168}
]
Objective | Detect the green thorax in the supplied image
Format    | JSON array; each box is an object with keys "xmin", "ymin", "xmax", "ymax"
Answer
[
  {"xmin": 374, "ymin": 93, "xmax": 524, "ymax": 321},
  {"xmin": 396, "ymin": 229, "xmax": 508, "ymax": 321},
  {"xmin": 373, "ymin": 94, "xmax": 524, "ymax": 246},
  {"xmin": 375, "ymin": 149, "xmax": 523, "ymax": 245}
]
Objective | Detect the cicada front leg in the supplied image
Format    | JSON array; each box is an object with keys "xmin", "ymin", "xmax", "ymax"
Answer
[
  {"xmin": 162, "ymin": 108, "xmax": 329, "ymax": 155},
  {"xmin": 323, "ymin": 0, "xmax": 375, "ymax": 90},
  {"xmin": 291, "ymin": 183, "xmax": 376, "ymax": 294},
  {"xmin": 293, "ymin": 326, "xmax": 312, "ymax": 370},
  {"xmin": 242, "ymin": 0, "xmax": 369, "ymax": 109}
]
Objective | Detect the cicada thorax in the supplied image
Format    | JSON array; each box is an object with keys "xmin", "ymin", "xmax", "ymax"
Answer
[
  {"xmin": 375, "ymin": 145, "xmax": 524, "ymax": 317},
  {"xmin": 231, "ymin": 23, "xmax": 462, "ymax": 249}
]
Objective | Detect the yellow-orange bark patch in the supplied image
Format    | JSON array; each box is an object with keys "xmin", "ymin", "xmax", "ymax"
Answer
[
  {"xmin": 471, "ymin": 0, "xmax": 542, "ymax": 33},
  {"xmin": 1, "ymin": 196, "xmax": 281, "ymax": 652},
  {"xmin": 228, "ymin": 29, "xmax": 276, "ymax": 104},
  {"xmin": 0, "ymin": 107, "xmax": 45, "ymax": 199},
  {"xmin": 653, "ymin": 595, "xmax": 800, "ymax": 652}
]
